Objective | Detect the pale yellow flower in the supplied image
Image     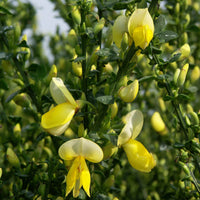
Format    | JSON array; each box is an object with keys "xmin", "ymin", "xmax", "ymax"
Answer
[
  {"xmin": 58, "ymin": 137, "xmax": 103, "ymax": 197},
  {"xmin": 128, "ymin": 8, "xmax": 154, "ymax": 49},
  {"xmin": 41, "ymin": 77, "xmax": 78, "ymax": 136},
  {"xmin": 118, "ymin": 110, "xmax": 156, "ymax": 172}
]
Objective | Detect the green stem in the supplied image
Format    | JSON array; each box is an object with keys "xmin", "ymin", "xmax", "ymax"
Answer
[{"xmin": 111, "ymin": 43, "xmax": 138, "ymax": 95}]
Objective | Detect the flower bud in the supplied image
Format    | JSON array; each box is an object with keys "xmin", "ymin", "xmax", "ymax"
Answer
[
  {"xmin": 66, "ymin": 29, "xmax": 78, "ymax": 47},
  {"xmin": 71, "ymin": 6, "xmax": 81, "ymax": 25},
  {"xmin": 184, "ymin": 14, "xmax": 190, "ymax": 28},
  {"xmin": 128, "ymin": 8, "xmax": 154, "ymax": 49},
  {"xmin": 175, "ymin": 3, "xmax": 180, "ymax": 14},
  {"xmin": 158, "ymin": 98, "xmax": 166, "ymax": 112},
  {"xmin": 179, "ymin": 43, "xmax": 190, "ymax": 61},
  {"xmin": 6, "ymin": 147, "xmax": 20, "ymax": 168},
  {"xmin": 190, "ymin": 66, "xmax": 200, "ymax": 83},
  {"xmin": 72, "ymin": 57, "xmax": 82, "ymax": 77},
  {"xmin": 19, "ymin": 34, "xmax": 30, "ymax": 61},
  {"xmin": 178, "ymin": 161, "xmax": 190, "ymax": 177},
  {"xmin": 64, "ymin": 127, "xmax": 75, "ymax": 138},
  {"xmin": 118, "ymin": 80, "xmax": 139, "ymax": 103},
  {"xmin": 177, "ymin": 63, "xmax": 189, "ymax": 87},
  {"xmin": 151, "ymin": 112, "xmax": 167, "ymax": 134},
  {"xmin": 104, "ymin": 175, "xmax": 115, "ymax": 188},
  {"xmin": 110, "ymin": 102, "xmax": 118, "ymax": 119},
  {"xmin": 113, "ymin": 15, "xmax": 129, "ymax": 48},
  {"xmin": 46, "ymin": 64, "xmax": 57, "ymax": 82},
  {"xmin": 189, "ymin": 111, "xmax": 199, "ymax": 126},
  {"xmin": 13, "ymin": 93, "xmax": 30, "ymax": 107},
  {"xmin": 103, "ymin": 63, "xmax": 113, "ymax": 74},
  {"xmin": 94, "ymin": 18, "xmax": 105, "ymax": 35},
  {"xmin": 174, "ymin": 68, "xmax": 181, "ymax": 85},
  {"xmin": 78, "ymin": 123, "xmax": 85, "ymax": 137},
  {"xmin": 0, "ymin": 168, "xmax": 2, "ymax": 178},
  {"xmin": 121, "ymin": 32, "xmax": 129, "ymax": 51},
  {"xmin": 103, "ymin": 142, "xmax": 118, "ymax": 160}
]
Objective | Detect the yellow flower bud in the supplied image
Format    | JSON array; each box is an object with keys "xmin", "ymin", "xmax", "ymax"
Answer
[
  {"xmin": 103, "ymin": 142, "xmax": 118, "ymax": 160},
  {"xmin": 118, "ymin": 80, "xmax": 139, "ymax": 103},
  {"xmin": 151, "ymin": 112, "xmax": 167, "ymax": 134},
  {"xmin": 6, "ymin": 147, "xmax": 20, "ymax": 168},
  {"xmin": 94, "ymin": 18, "xmax": 105, "ymax": 35},
  {"xmin": 110, "ymin": 102, "xmax": 118, "ymax": 119},
  {"xmin": 103, "ymin": 63, "xmax": 113, "ymax": 74},
  {"xmin": 64, "ymin": 128, "xmax": 75, "ymax": 138},
  {"xmin": 0, "ymin": 168, "xmax": 2, "ymax": 178},
  {"xmin": 158, "ymin": 98, "xmax": 166, "ymax": 112},
  {"xmin": 47, "ymin": 64, "xmax": 57, "ymax": 82},
  {"xmin": 184, "ymin": 14, "xmax": 190, "ymax": 28},
  {"xmin": 72, "ymin": 60, "xmax": 82, "ymax": 77},
  {"xmin": 191, "ymin": 66, "xmax": 200, "ymax": 83},
  {"xmin": 113, "ymin": 15, "xmax": 129, "ymax": 48},
  {"xmin": 177, "ymin": 63, "xmax": 189, "ymax": 86},
  {"xmin": 121, "ymin": 32, "xmax": 129, "ymax": 51},
  {"xmin": 128, "ymin": 8, "xmax": 154, "ymax": 49},
  {"xmin": 66, "ymin": 29, "xmax": 78, "ymax": 47},
  {"xmin": 71, "ymin": 6, "xmax": 81, "ymax": 25},
  {"xmin": 174, "ymin": 68, "xmax": 181, "ymax": 85},
  {"xmin": 13, "ymin": 93, "xmax": 30, "ymax": 107},
  {"xmin": 20, "ymin": 34, "xmax": 30, "ymax": 60},
  {"xmin": 179, "ymin": 43, "xmax": 190, "ymax": 61}
]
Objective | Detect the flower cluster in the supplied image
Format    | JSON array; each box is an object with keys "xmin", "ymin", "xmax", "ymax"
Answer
[
  {"xmin": 40, "ymin": 7, "xmax": 156, "ymax": 198},
  {"xmin": 113, "ymin": 8, "xmax": 154, "ymax": 50}
]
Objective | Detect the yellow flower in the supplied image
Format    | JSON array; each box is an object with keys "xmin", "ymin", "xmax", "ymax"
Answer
[
  {"xmin": 118, "ymin": 110, "xmax": 156, "ymax": 172},
  {"xmin": 118, "ymin": 79, "xmax": 139, "ymax": 103},
  {"xmin": 113, "ymin": 15, "xmax": 130, "ymax": 48},
  {"xmin": 41, "ymin": 78, "xmax": 78, "ymax": 136},
  {"xmin": 58, "ymin": 137, "xmax": 103, "ymax": 198},
  {"xmin": 151, "ymin": 112, "xmax": 167, "ymax": 134},
  {"xmin": 128, "ymin": 8, "xmax": 154, "ymax": 49}
]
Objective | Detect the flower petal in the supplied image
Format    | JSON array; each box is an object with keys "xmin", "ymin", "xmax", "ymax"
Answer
[
  {"xmin": 80, "ymin": 157, "xmax": 90, "ymax": 197},
  {"xmin": 113, "ymin": 15, "xmax": 129, "ymax": 48},
  {"xmin": 118, "ymin": 110, "xmax": 144, "ymax": 146},
  {"xmin": 41, "ymin": 102, "xmax": 76, "ymax": 130},
  {"xmin": 50, "ymin": 77, "xmax": 77, "ymax": 106},
  {"xmin": 45, "ymin": 121, "xmax": 71, "ymax": 136},
  {"xmin": 123, "ymin": 139, "xmax": 156, "ymax": 172},
  {"xmin": 65, "ymin": 157, "xmax": 79, "ymax": 197},
  {"xmin": 58, "ymin": 138, "xmax": 103, "ymax": 163}
]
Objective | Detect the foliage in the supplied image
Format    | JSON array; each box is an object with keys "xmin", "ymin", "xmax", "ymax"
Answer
[{"xmin": 0, "ymin": 0, "xmax": 200, "ymax": 199}]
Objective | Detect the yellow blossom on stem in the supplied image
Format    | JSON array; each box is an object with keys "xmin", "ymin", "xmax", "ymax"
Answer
[
  {"xmin": 128, "ymin": 8, "xmax": 154, "ymax": 49},
  {"xmin": 41, "ymin": 77, "xmax": 78, "ymax": 136},
  {"xmin": 58, "ymin": 137, "xmax": 103, "ymax": 198},
  {"xmin": 117, "ymin": 110, "xmax": 156, "ymax": 172}
]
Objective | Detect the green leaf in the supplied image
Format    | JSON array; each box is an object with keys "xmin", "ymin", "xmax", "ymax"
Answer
[
  {"xmin": 0, "ymin": 79, "xmax": 9, "ymax": 90},
  {"xmin": 0, "ymin": 52, "xmax": 13, "ymax": 60},
  {"xmin": 5, "ymin": 89, "xmax": 23, "ymax": 103},
  {"xmin": 0, "ymin": 6, "xmax": 13, "ymax": 15},
  {"xmin": 73, "ymin": 56, "xmax": 86, "ymax": 63},
  {"xmin": 0, "ymin": 25, "xmax": 14, "ymax": 34},
  {"xmin": 8, "ymin": 115, "xmax": 21, "ymax": 124},
  {"xmin": 96, "ymin": 95, "xmax": 114, "ymax": 105},
  {"xmin": 157, "ymin": 30, "xmax": 178, "ymax": 42},
  {"xmin": 27, "ymin": 63, "xmax": 47, "ymax": 81},
  {"xmin": 168, "ymin": 53, "xmax": 181, "ymax": 63},
  {"xmin": 155, "ymin": 15, "xmax": 166, "ymax": 34},
  {"xmin": 177, "ymin": 94, "xmax": 191, "ymax": 101}
]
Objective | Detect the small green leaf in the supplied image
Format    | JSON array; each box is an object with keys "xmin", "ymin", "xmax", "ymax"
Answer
[
  {"xmin": 28, "ymin": 63, "xmax": 47, "ymax": 81},
  {"xmin": 0, "ymin": 6, "xmax": 13, "ymax": 15},
  {"xmin": 155, "ymin": 15, "xmax": 166, "ymax": 34},
  {"xmin": 96, "ymin": 95, "xmax": 114, "ymax": 105},
  {"xmin": 168, "ymin": 53, "xmax": 181, "ymax": 63},
  {"xmin": 5, "ymin": 89, "xmax": 22, "ymax": 103},
  {"xmin": 157, "ymin": 30, "xmax": 178, "ymax": 42}
]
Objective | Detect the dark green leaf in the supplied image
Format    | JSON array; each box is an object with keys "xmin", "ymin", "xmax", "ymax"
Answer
[
  {"xmin": 0, "ymin": 25, "xmax": 14, "ymax": 34},
  {"xmin": 27, "ymin": 63, "xmax": 47, "ymax": 81},
  {"xmin": 168, "ymin": 53, "xmax": 181, "ymax": 63},
  {"xmin": 155, "ymin": 15, "xmax": 166, "ymax": 34},
  {"xmin": 173, "ymin": 143, "xmax": 185, "ymax": 148},
  {"xmin": 5, "ymin": 89, "xmax": 22, "ymax": 103},
  {"xmin": 17, "ymin": 40, "xmax": 29, "ymax": 48},
  {"xmin": 0, "ymin": 79, "xmax": 9, "ymax": 90},
  {"xmin": 96, "ymin": 95, "xmax": 114, "ymax": 105},
  {"xmin": 157, "ymin": 30, "xmax": 178, "ymax": 42},
  {"xmin": 8, "ymin": 115, "xmax": 21, "ymax": 124},
  {"xmin": 177, "ymin": 94, "xmax": 191, "ymax": 101},
  {"xmin": 111, "ymin": 0, "xmax": 138, "ymax": 10},
  {"xmin": 0, "ymin": 6, "xmax": 13, "ymax": 15},
  {"xmin": 163, "ymin": 95, "xmax": 174, "ymax": 101},
  {"xmin": 73, "ymin": 56, "xmax": 86, "ymax": 63}
]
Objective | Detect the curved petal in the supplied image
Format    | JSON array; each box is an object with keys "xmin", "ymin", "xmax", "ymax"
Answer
[
  {"xmin": 41, "ymin": 102, "xmax": 76, "ymax": 130},
  {"xmin": 65, "ymin": 157, "xmax": 79, "ymax": 197},
  {"xmin": 59, "ymin": 137, "xmax": 104, "ymax": 163},
  {"xmin": 45, "ymin": 120, "xmax": 71, "ymax": 136},
  {"xmin": 118, "ymin": 110, "xmax": 144, "ymax": 146},
  {"xmin": 50, "ymin": 77, "xmax": 77, "ymax": 106},
  {"xmin": 80, "ymin": 157, "xmax": 90, "ymax": 197},
  {"xmin": 123, "ymin": 139, "xmax": 156, "ymax": 173},
  {"xmin": 113, "ymin": 15, "xmax": 129, "ymax": 48},
  {"xmin": 118, "ymin": 80, "xmax": 139, "ymax": 103}
]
